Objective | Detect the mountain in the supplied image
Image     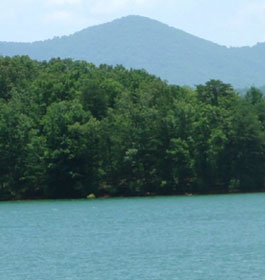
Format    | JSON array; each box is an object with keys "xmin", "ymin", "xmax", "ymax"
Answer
[{"xmin": 1, "ymin": 15, "xmax": 265, "ymax": 87}]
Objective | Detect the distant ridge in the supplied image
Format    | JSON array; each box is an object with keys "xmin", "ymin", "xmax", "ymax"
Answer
[{"xmin": 1, "ymin": 15, "xmax": 265, "ymax": 87}]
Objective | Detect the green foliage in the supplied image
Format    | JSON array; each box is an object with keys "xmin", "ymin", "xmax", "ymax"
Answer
[{"xmin": 0, "ymin": 56, "xmax": 265, "ymax": 200}]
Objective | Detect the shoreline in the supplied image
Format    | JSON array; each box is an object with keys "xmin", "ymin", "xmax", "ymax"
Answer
[{"xmin": 1, "ymin": 190, "xmax": 265, "ymax": 203}]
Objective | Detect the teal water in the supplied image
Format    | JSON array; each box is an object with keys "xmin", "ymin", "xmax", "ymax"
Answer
[{"xmin": 1, "ymin": 194, "xmax": 265, "ymax": 280}]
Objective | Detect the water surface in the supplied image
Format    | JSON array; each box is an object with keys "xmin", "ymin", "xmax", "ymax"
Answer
[{"xmin": 1, "ymin": 194, "xmax": 265, "ymax": 280}]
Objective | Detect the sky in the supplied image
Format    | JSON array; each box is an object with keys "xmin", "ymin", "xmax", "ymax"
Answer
[{"xmin": 1, "ymin": 0, "xmax": 265, "ymax": 47}]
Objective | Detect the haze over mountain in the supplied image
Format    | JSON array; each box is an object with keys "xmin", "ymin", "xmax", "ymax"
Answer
[{"xmin": 1, "ymin": 15, "xmax": 265, "ymax": 87}]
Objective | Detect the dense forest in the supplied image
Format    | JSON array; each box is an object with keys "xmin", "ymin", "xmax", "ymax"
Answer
[{"xmin": 0, "ymin": 56, "xmax": 265, "ymax": 200}]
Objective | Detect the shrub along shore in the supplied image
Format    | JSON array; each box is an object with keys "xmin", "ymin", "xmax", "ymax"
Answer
[{"xmin": 0, "ymin": 56, "xmax": 264, "ymax": 200}]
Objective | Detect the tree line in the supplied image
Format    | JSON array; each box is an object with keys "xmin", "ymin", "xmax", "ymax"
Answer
[{"xmin": 0, "ymin": 56, "xmax": 264, "ymax": 200}]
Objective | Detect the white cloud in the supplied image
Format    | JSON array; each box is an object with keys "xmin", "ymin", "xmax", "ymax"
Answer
[
  {"xmin": 230, "ymin": 2, "xmax": 265, "ymax": 27},
  {"xmin": 0, "ymin": 8, "xmax": 16, "ymax": 21},
  {"xmin": 44, "ymin": 10, "xmax": 71, "ymax": 22},
  {"xmin": 46, "ymin": 0, "xmax": 82, "ymax": 6},
  {"xmin": 226, "ymin": 1, "xmax": 265, "ymax": 45},
  {"xmin": 90, "ymin": 0, "xmax": 155, "ymax": 15},
  {"xmin": 43, "ymin": 10, "xmax": 88, "ymax": 26}
]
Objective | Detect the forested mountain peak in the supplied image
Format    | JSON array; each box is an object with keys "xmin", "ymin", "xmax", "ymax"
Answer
[{"xmin": 1, "ymin": 15, "xmax": 265, "ymax": 87}]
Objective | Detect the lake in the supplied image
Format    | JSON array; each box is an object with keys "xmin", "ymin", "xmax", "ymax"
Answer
[{"xmin": 1, "ymin": 194, "xmax": 265, "ymax": 280}]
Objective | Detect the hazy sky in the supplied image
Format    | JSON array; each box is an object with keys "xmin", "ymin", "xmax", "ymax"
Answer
[{"xmin": 1, "ymin": 0, "xmax": 265, "ymax": 46}]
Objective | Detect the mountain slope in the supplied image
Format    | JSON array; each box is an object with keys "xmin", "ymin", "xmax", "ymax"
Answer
[{"xmin": 1, "ymin": 15, "xmax": 265, "ymax": 87}]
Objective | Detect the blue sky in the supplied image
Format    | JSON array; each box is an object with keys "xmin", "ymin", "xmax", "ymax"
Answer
[{"xmin": 1, "ymin": 0, "xmax": 265, "ymax": 46}]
